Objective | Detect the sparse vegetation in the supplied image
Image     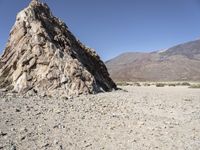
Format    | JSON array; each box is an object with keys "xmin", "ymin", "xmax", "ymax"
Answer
[
  {"xmin": 168, "ymin": 83, "xmax": 176, "ymax": 87},
  {"xmin": 143, "ymin": 83, "xmax": 151, "ymax": 86},
  {"xmin": 189, "ymin": 84, "xmax": 200, "ymax": 88},
  {"xmin": 181, "ymin": 82, "xmax": 191, "ymax": 86},
  {"xmin": 176, "ymin": 83, "xmax": 181, "ymax": 86},
  {"xmin": 116, "ymin": 82, "xmax": 142, "ymax": 87},
  {"xmin": 116, "ymin": 82, "xmax": 129, "ymax": 86},
  {"xmin": 156, "ymin": 83, "xmax": 165, "ymax": 87},
  {"xmin": 116, "ymin": 81, "xmax": 197, "ymax": 88},
  {"xmin": 134, "ymin": 82, "xmax": 141, "ymax": 86}
]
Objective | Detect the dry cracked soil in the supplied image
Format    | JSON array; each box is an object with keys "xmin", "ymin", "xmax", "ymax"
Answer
[{"xmin": 0, "ymin": 86, "xmax": 200, "ymax": 150}]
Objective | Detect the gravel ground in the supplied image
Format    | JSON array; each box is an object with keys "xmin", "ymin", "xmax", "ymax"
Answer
[{"xmin": 0, "ymin": 86, "xmax": 200, "ymax": 150}]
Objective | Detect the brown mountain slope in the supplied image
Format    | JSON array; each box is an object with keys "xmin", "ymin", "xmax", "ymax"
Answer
[{"xmin": 106, "ymin": 40, "xmax": 200, "ymax": 81}]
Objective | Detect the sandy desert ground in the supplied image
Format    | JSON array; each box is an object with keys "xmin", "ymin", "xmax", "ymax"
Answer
[{"xmin": 0, "ymin": 86, "xmax": 200, "ymax": 150}]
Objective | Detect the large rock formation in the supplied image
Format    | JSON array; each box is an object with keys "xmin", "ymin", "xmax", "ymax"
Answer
[{"xmin": 0, "ymin": 0, "xmax": 116, "ymax": 96}]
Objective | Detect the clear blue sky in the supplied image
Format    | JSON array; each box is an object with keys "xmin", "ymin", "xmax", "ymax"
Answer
[{"xmin": 1, "ymin": 0, "xmax": 200, "ymax": 60}]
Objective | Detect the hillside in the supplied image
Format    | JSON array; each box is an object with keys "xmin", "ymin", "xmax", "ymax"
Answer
[{"xmin": 106, "ymin": 39, "xmax": 200, "ymax": 81}]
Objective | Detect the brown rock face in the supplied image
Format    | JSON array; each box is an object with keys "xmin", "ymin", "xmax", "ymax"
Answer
[{"xmin": 0, "ymin": 0, "xmax": 116, "ymax": 96}]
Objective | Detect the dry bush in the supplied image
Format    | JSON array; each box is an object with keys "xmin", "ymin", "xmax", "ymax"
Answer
[
  {"xmin": 168, "ymin": 83, "xmax": 176, "ymax": 87},
  {"xmin": 181, "ymin": 82, "xmax": 191, "ymax": 86},
  {"xmin": 116, "ymin": 82, "xmax": 129, "ymax": 86},
  {"xmin": 134, "ymin": 82, "xmax": 141, "ymax": 86},
  {"xmin": 156, "ymin": 83, "xmax": 165, "ymax": 87},
  {"xmin": 143, "ymin": 83, "xmax": 151, "ymax": 86},
  {"xmin": 189, "ymin": 84, "xmax": 200, "ymax": 88}
]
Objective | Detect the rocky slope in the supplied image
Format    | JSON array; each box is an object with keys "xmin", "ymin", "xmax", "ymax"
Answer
[
  {"xmin": 106, "ymin": 39, "xmax": 200, "ymax": 81},
  {"xmin": 0, "ymin": 0, "xmax": 116, "ymax": 97}
]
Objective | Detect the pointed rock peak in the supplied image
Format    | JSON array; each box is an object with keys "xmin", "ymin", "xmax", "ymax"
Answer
[
  {"xmin": 31, "ymin": 0, "xmax": 39, "ymax": 3},
  {"xmin": 29, "ymin": 0, "xmax": 41, "ymax": 7},
  {"xmin": 0, "ymin": 1, "xmax": 117, "ymax": 97},
  {"xmin": 29, "ymin": 0, "xmax": 50, "ymax": 10},
  {"xmin": 28, "ymin": 0, "xmax": 51, "ymax": 15},
  {"xmin": 30, "ymin": 0, "xmax": 41, "ymax": 4}
]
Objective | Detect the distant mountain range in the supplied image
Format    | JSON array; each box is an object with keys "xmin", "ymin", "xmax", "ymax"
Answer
[{"xmin": 106, "ymin": 39, "xmax": 200, "ymax": 81}]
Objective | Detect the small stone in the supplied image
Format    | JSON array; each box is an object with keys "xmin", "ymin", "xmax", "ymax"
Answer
[
  {"xmin": 59, "ymin": 145, "xmax": 63, "ymax": 150},
  {"xmin": 53, "ymin": 125, "xmax": 59, "ymax": 129},
  {"xmin": 61, "ymin": 96, "xmax": 68, "ymax": 100},
  {"xmin": 35, "ymin": 112, "xmax": 42, "ymax": 116},
  {"xmin": 0, "ymin": 131, "xmax": 7, "ymax": 136},
  {"xmin": 10, "ymin": 128, "xmax": 15, "ymax": 132},
  {"xmin": 0, "ymin": 89, "xmax": 7, "ymax": 92},
  {"xmin": 41, "ymin": 143, "xmax": 49, "ymax": 148},
  {"xmin": 20, "ymin": 127, "xmax": 28, "ymax": 132},
  {"xmin": 40, "ymin": 92, "xmax": 47, "ymax": 97},
  {"xmin": 15, "ymin": 109, "xmax": 21, "ymax": 112},
  {"xmin": 85, "ymin": 143, "xmax": 92, "ymax": 148},
  {"xmin": 54, "ymin": 139, "xmax": 59, "ymax": 145},
  {"xmin": 20, "ymin": 136, "xmax": 26, "ymax": 141},
  {"xmin": 61, "ymin": 75, "xmax": 68, "ymax": 84}
]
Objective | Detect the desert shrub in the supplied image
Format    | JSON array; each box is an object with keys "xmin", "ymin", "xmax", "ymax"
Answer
[
  {"xmin": 174, "ymin": 83, "xmax": 181, "ymax": 86},
  {"xmin": 156, "ymin": 83, "xmax": 165, "ymax": 87},
  {"xmin": 170, "ymin": 82, "xmax": 181, "ymax": 86},
  {"xmin": 143, "ymin": 83, "xmax": 151, "ymax": 86},
  {"xmin": 116, "ymin": 82, "xmax": 129, "ymax": 86},
  {"xmin": 134, "ymin": 82, "xmax": 141, "ymax": 86},
  {"xmin": 127, "ymin": 82, "xmax": 134, "ymax": 86},
  {"xmin": 168, "ymin": 84, "xmax": 176, "ymax": 87},
  {"xmin": 181, "ymin": 82, "xmax": 191, "ymax": 86},
  {"xmin": 189, "ymin": 84, "xmax": 200, "ymax": 88}
]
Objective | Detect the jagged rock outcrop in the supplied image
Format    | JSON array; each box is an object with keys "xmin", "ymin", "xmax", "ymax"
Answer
[{"xmin": 0, "ymin": 0, "xmax": 116, "ymax": 96}]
